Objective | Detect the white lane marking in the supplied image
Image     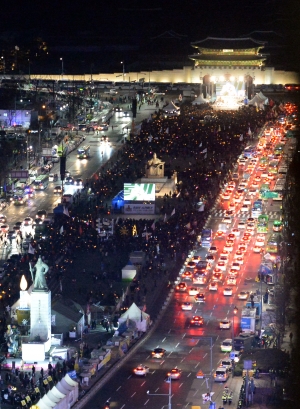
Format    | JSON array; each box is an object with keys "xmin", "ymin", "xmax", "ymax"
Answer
[
  {"xmin": 146, "ymin": 355, "xmax": 150, "ymax": 360},
  {"xmin": 127, "ymin": 375, "xmax": 132, "ymax": 379},
  {"xmin": 155, "ymin": 388, "xmax": 159, "ymax": 392},
  {"xmin": 120, "ymin": 405, "xmax": 125, "ymax": 409},
  {"xmin": 187, "ymin": 372, "xmax": 192, "ymax": 377},
  {"xmin": 189, "ymin": 348, "xmax": 194, "ymax": 353},
  {"xmin": 182, "ymin": 333, "xmax": 186, "ymax": 339},
  {"xmin": 144, "ymin": 399, "xmax": 149, "ymax": 405},
  {"xmin": 175, "ymin": 343, "xmax": 180, "ymax": 348},
  {"xmin": 210, "ymin": 312, "xmax": 213, "ymax": 316},
  {"xmin": 201, "ymin": 380, "xmax": 206, "ymax": 386},
  {"xmin": 141, "ymin": 381, "xmax": 146, "ymax": 386},
  {"xmin": 168, "ymin": 329, "xmax": 171, "ymax": 333},
  {"xmin": 216, "ymin": 335, "xmax": 219, "ymax": 341},
  {"xmin": 195, "ymin": 362, "xmax": 200, "ymax": 368},
  {"xmin": 117, "ymin": 386, "xmax": 122, "ymax": 391},
  {"xmin": 193, "ymin": 389, "xmax": 199, "ymax": 396},
  {"xmin": 152, "ymin": 370, "xmax": 156, "ymax": 374},
  {"xmin": 168, "ymin": 352, "xmax": 172, "ymax": 357},
  {"xmin": 162, "ymin": 337, "xmax": 166, "ymax": 343},
  {"xmin": 160, "ymin": 360, "xmax": 165, "ymax": 366},
  {"xmin": 131, "ymin": 392, "xmax": 136, "ymax": 397},
  {"xmin": 180, "ymin": 358, "xmax": 185, "ymax": 362},
  {"xmin": 203, "ymin": 353, "xmax": 207, "ymax": 358},
  {"xmin": 179, "ymin": 382, "xmax": 184, "ymax": 388}
]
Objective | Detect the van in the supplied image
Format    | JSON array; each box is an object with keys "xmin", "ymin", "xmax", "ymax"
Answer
[{"xmin": 214, "ymin": 367, "xmax": 229, "ymax": 382}]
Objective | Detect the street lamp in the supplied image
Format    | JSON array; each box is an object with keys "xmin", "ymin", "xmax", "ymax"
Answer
[
  {"xmin": 232, "ymin": 306, "xmax": 238, "ymax": 340},
  {"xmin": 120, "ymin": 61, "xmax": 125, "ymax": 81},
  {"xmin": 60, "ymin": 57, "xmax": 64, "ymax": 77},
  {"xmin": 147, "ymin": 376, "xmax": 172, "ymax": 409}
]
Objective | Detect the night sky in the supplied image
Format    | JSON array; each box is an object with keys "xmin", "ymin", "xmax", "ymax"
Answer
[{"xmin": 1, "ymin": 0, "xmax": 300, "ymax": 72}]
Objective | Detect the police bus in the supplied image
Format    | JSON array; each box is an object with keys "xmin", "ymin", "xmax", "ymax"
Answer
[
  {"xmin": 77, "ymin": 145, "xmax": 90, "ymax": 159},
  {"xmin": 33, "ymin": 175, "xmax": 49, "ymax": 190}
]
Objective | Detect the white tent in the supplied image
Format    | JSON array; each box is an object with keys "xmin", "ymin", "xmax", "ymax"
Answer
[
  {"xmin": 122, "ymin": 264, "xmax": 137, "ymax": 280},
  {"xmin": 41, "ymin": 395, "xmax": 57, "ymax": 408},
  {"xmin": 248, "ymin": 91, "xmax": 268, "ymax": 107},
  {"xmin": 163, "ymin": 101, "xmax": 180, "ymax": 115},
  {"xmin": 51, "ymin": 386, "xmax": 66, "ymax": 399},
  {"xmin": 119, "ymin": 302, "xmax": 150, "ymax": 332},
  {"xmin": 192, "ymin": 93, "xmax": 208, "ymax": 105},
  {"xmin": 37, "ymin": 375, "xmax": 79, "ymax": 409}
]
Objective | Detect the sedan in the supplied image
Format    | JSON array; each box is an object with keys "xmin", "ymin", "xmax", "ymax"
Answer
[
  {"xmin": 228, "ymin": 202, "xmax": 236, "ymax": 211},
  {"xmin": 54, "ymin": 185, "xmax": 63, "ymax": 194},
  {"xmin": 181, "ymin": 271, "xmax": 193, "ymax": 281},
  {"xmin": 208, "ymin": 246, "xmax": 218, "ymax": 254},
  {"xmin": 215, "ymin": 231, "xmax": 225, "ymax": 239},
  {"xmin": 231, "ymin": 228, "xmax": 240, "ymax": 237},
  {"xmin": 167, "ymin": 368, "xmax": 182, "ymax": 380},
  {"xmin": 219, "ymin": 320, "xmax": 231, "ymax": 329},
  {"xmin": 206, "ymin": 255, "xmax": 215, "ymax": 265},
  {"xmin": 224, "ymin": 241, "xmax": 234, "ymax": 252},
  {"xmin": 255, "ymin": 238, "xmax": 265, "ymax": 247},
  {"xmin": 233, "ymin": 195, "xmax": 242, "ymax": 204},
  {"xmin": 231, "ymin": 262, "xmax": 241, "ymax": 271},
  {"xmin": 0, "ymin": 214, "xmax": 7, "ymax": 224},
  {"xmin": 194, "ymin": 293, "xmax": 206, "ymax": 303},
  {"xmin": 133, "ymin": 365, "xmax": 149, "ymax": 376},
  {"xmin": 238, "ymin": 245, "xmax": 247, "ymax": 253},
  {"xmin": 189, "ymin": 287, "xmax": 199, "ymax": 296},
  {"xmin": 237, "ymin": 291, "xmax": 249, "ymax": 300},
  {"xmin": 212, "ymin": 271, "xmax": 223, "ymax": 281},
  {"xmin": 181, "ymin": 302, "xmax": 193, "ymax": 311},
  {"xmin": 241, "ymin": 204, "xmax": 250, "ymax": 212},
  {"xmin": 223, "ymin": 287, "xmax": 233, "ymax": 296},
  {"xmin": 209, "ymin": 282, "xmax": 218, "ymax": 291},
  {"xmin": 253, "ymin": 245, "xmax": 262, "ymax": 253},
  {"xmin": 190, "ymin": 316, "xmax": 204, "ymax": 326},
  {"xmin": 222, "ymin": 191, "xmax": 231, "ymax": 200},
  {"xmin": 226, "ymin": 277, "xmax": 237, "ymax": 286},
  {"xmin": 176, "ymin": 282, "xmax": 187, "ymax": 292},
  {"xmin": 216, "ymin": 261, "xmax": 226, "ymax": 272},
  {"xmin": 151, "ymin": 348, "xmax": 166, "ymax": 358},
  {"xmin": 238, "ymin": 222, "xmax": 246, "ymax": 229}
]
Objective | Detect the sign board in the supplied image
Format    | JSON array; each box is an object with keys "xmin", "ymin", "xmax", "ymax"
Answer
[
  {"xmin": 10, "ymin": 170, "xmax": 29, "ymax": 179},
  {"xmin": 124, "ymin": 203, "xmax": 155, "ymax": 215},
  {"xmin": 241, "ymin": 317, "xmax": 252, "ymax": 330},
  {"xmin": 229, "ymin": 351, "xmax": 235, "ymax": 360},
  {"xmin": 124, "ymin": 183, "xmax": 156, "ymax": 201},
  {"xmin": 243, "ymin": 360, "xmax": 253, "ymax": 370}
]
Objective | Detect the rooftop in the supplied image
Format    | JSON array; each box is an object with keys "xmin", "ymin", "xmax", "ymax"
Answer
[{"xmin": 191, "ymin": 37, "xmax": 266, "ymax": 49}]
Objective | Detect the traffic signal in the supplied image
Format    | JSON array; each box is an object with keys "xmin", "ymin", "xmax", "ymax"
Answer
[{"xmin": 132, "ymin": 98, "xmax": 137, "ymax": 118}]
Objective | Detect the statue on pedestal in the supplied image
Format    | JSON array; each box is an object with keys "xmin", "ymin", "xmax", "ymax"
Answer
[
  {"xmin": 146, "ymin": 153, "xmax": 165, "ymax": 177},
  {"xmin": 29, "ymin": 256, "xmax": 49, "ymax": 290}
]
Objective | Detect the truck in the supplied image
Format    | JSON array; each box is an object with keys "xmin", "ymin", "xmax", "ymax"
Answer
[
  {"xmin": 233, "ymin": 334, "xmax": 255, "ymax": 352},
  {"xmin": 200, "ymin": 229, "xmax": 213, "ymax": 247}
]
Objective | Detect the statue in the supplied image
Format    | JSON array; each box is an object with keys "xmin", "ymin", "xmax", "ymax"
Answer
[
  {"xmin": 146, "ymin": 153, "xmax": 165, "ymax": 177},
  {"xmin": 29, "ymin": 256, "xmax": 49, "ymax": 290}
]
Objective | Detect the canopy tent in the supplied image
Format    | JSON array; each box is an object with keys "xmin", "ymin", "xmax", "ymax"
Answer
[
  {"xmin": 36, "ymin": 374, "xmax": 79, "ymax": 409},
  {"xmin": 112, "ymin": 190, "xmax": 124, "ymax": 210},
  {"xmin": 163, "ymin": 101, "xmax": 180, "ymax": 115},
  {"xmin": 248, "ymin": 91, "xmax": 268, "ymax": 107},
  {"xmin": 122, "ymin": 264, "xmax": 137, "ymax": 280},
  {"xmin": 50, "ymin": 387, "xmax": 66, "ymax": 399},
  {"xmin": 40, "ymin": 395, "xmax": 57, "ymax": 408},
  {"xmin": 118, "ymin": 302, "xmax": 150, "ymax": 332},
  {"xmin": 192, "ymin": 93, "xmax": 208, "ymax": 105}
]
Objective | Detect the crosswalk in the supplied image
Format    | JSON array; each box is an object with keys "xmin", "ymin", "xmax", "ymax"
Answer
[{"xmin": 210, "ymin": 210, "xmax": 280, "ymax": 219}]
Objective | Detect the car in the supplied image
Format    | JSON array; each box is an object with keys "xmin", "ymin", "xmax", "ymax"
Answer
[
  {"xmin": 209, "ymin": 282, "xmax": 218, "ymax": 291},
  {"xmin": 167, "ymin": 367, "xmax": 182, "ymax": 380},
  {"xmin": 206, "ymin": 254, "xmax": 215, "ymax": 264},
  {"xmin": 241, "ymin": 235, "xmax": 251, "ymax": 244},
  {"xmin": 237, "ymin": 291, "xmax": 249, "ymax": 300},
  {"xmin": 219, "ymin": 319, "xmax": 231, "ymax": 329},
  {"xmin": 221, "ymin": 339, "xmax": 233, "ymax": 352},
  {"xmin": 220, "ymin": 358, "xmax": 233, "ymax": 370},
  {"xmin": 227, "ymin": 233, "xmax": 236, "ymax": 241},
  {"xmin": 226, "ymin": 277, "xmax": 236, "ymax": 286},
  {"xmin": 151, "ymin": 348, "xmax": 166, "ymax": 358},
  {"xmin": 114, "ymin": 105, "xmax": 123, "ymax": 112},
  {"xmin": 246, "ymin": 222, "xmax": 255, "ymax": 232},
  {"xmin": 238, "ymin": 222, "xmax": 246, "ymax": 229},
  {"xmin": 243, "ymin": 197, "xmax": 252, "ymax": 206},
  {"xmin": 228, "ymin": 202, "xmax": 235, "ymax": 211},
  {"xmin": 255, "ymin": 238, "xmax": 265, "ymax": 247},
  {"xmin": 12, "ymin": 195, "xmax": 27, "ymax": 205},
  {"xmin": 237, "ymin": 245, "xmax": 247, "ymax": 253},
  {"xmin": 231, "ymin": 262, "xmax": 241, "ymax": 271},
  {"xmin": 74, "ymin": 178, "xmax": 83, "ymax": 186},
  {"xmin": 0, "ymin": 214, "xmax": 7, "ymax": 224},
  {"xmin": 65, "ymin": 176, "xmax": 74, "ymax": 185},
  {"xmin": 254, "ymin": 176, "xmax": 261, "ymax": 183},
  {"xmin": 54, "ymin": 185, "xmax": 63, "ymax": 194},
  {"xmin": 215, "ymin": 230, "xmax": 225, "ymax": 239},
  {"xmin": 247, "ymin": 217, "xmax": 256, "ymax": 224},
  {"xmin": 36, "ymin": 210, "xmax": 47, "ymax": 220},
  {"xmin": 188, "ymin": 287, "xmax": 199, "ymax": 296},
  {"xmin": 219, "ymin": 254, "xmax": 229, "ymax": 264},
  {"xmin": 194, "ymin": 293, "xmax": 206, "ymax": 303},
  {"xmin": 225, "ymin": 210, "xmax": 234, "ymax": 217},
  {"xmin": 222, "ymin": 216, "xmax": 232, "ymax": 225},
  {"xmin": 222, "ymin": 191, "xmax": 231, "ymax": 200},
  {"xmin": 192, "ymin": 255, "xmax": 201, "ymax": 262},
  {"xmin": 248, "ymin": 188, "xmax": 257, "ymax": 197},
  {"xmin": 253, "ymin": 245, "xmax": 261, "ymax": 253},
  {"xmin": 234, "ymin": 250, "xmax": 244, "ymax": 259},
  {"xmin": 176, "ymin": 282, "xmax": 187, "ymax": 292},
  {"xmin": 231, "ymin": 228, "xmax": 240, "ymax": 237},
  {"xmin": 214, "ymin": 367, "xmax": 230, "ymax": 382},
  {"xmin": 241, "ymin": 204, "xmax": 250, "ymax": 212},
  {"xmin": 211, "ymin": 273, "xmax": 223, "ymax": 283},
  {"xmin": 223, "ymin": 287, "xmax": 233, "ymax": 296},
  {"xmin": 181, "ymin": 302, "xmax": 193, "ymax": 311},
  {"xmin": 208, "ymin": 246, "xmax": 218, "ymax": 254},
  {"xmin": 181, "ymin": 271, "xmax": 193, "ymax": 281},
  {"xmin": 190, "ymin": 316, "xmax": 204, "ymax": 326},
  {"xmin": 133, "ymin": 364, "xmax": 149, "ymax": 376},
  {"xmin": 23, "ymin": 217, "xmax": 33, "ymax": 226},
  {"xmin": 98, "ymin": 123, "xmax": 109, "ymax": 131},
  {"xmin": 216, "ymin": 261, "xmax": 226, "ymax": 271},
  {"xmin": 233, "ymin": 194, "xmax": 242, "ymax": 204},
  {"xmin": 193, "ymin": 273, "xmax": 207, "ymax": 284},
  {"xmin": 220, "ymin": 250, "xmax": 230, "ymax": 258},
  {"xmin": 234, "ymin": 255, "xmax": 244, "ymax": 265},
  {"xmin": 224, "ymin": 241, "xmax": 234, "ymax": 252}
]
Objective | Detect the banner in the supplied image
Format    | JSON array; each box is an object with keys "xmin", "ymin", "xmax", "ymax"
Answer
[{"xmin": 124, "ymin": 204, "xmax": 155, "ymax": 215}]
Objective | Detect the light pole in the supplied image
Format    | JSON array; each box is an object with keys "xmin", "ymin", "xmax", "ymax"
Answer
[
  {"xmin": 147, "ymin": 376, "xmax": 172, "ymax": 409},
  {"xmin": 232, "ymin": 306, "xmax": 238, "ymax": 340},
  {"xmin": 1, "ymin": 56, "xmax": 5, "ymax": 74},
  {"xmin": 120, "ymin": 61, "xmax": 125, "ymax": 81},
  {"xmin": 60, "ymin": 57, "xmax": 64, "ymax": 78}
]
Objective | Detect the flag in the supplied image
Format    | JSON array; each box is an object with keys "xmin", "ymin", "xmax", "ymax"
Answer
[
  {"xmin": 239, "ymin": 134, "xmax": 243, "ymax": 141},
  {"xmin": 151, "ymin": 221, "xmax": 156, "ymax": 231},
  {"xmin": 28, "ymin": 243, "xmax": 35, "ymax": 254},
  {"xmin": 164, "ymin": 213, "xmax": 167, "ymax": 222},
  {"xmin": 171, "ymin": 208, "xmax": 175, "ymax": 216},
  {"xmin": 144, "ymin": 225, "xmax": 147, "ymax": 231},
  {"xmin": 204, "ymin": 153, "xmax": 207, "ymax": 159},
  {"xmin": 60, "ymin": 225, "xmax": 64, "ymax": 234},
  {"xmin": 63, "ymin": 206, "xmax": 69, "ymax": 217},
  {"xmin": 185, "ymin": 222, "xmax": 191, "ymax": 229},
  {"xmin": 201, "ymin": 148, "xmax": 207, "ymax": 154},
  {"xmin": 189, "ymin": 230, "xmax": 195, "ymax": 235},
  {"xmin": 199, "ymin": 142, "xmax": 202, "ymax": 148}
]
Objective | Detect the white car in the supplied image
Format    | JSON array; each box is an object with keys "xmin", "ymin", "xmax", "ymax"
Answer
[
  {"xmin": 231, "ymin": 228, "xmax": 240, "ymax": 237},
  {"xmin": 241, "ymin": 204, "xmax": 250, "ymax": 212},
  {"xmin": 238, "ymin": 222, "xmax": 246, "ymax": 229},
  {"xmin": 221, "ymin": 339, "xmax": 233, "ymax": 352},
  {"xmin": 181, "ymin": 302, "xmax": 193, "ymax": 311},
  {"xmin": 234, "ymin": 256, "xmax": 244, "ymax": 265},
  {"xmin": 133, "ymin": 365, "xmax": 150, "ymax": 376},
  {"xmin": 255, "ymin": 238, "xmax": 265, "ymax": 247},
  {"xmin": 219, "ymin": 319, "xmax": 231, "ymax": 329},
  {"xmin": 223, "ymin": 287, "xmax": 233, "ymax": 296},
  {"xmin": 222, "ymin": 191, "xmax": 232, "ymax": 200},
  {"xmin": 226, "ymin": 277, "xmax": 237, "ymax": 286},
  {"xmin": 237, "ymin": 291, "xmax": 249, "ymax": 300},
  {"xmin": 253, "ymin": 245, "xmax": 262, "ymax": 253},
  {"xmin": 243, "ymin": 197, "xmax": 252, "ymax": 206},
  {"xmin": 231, "ymin": 262, "xmax": 241, "ymax": 271},
  {"xmin": 219, "ymin": 255, "xmax": 229, "ymax": 264},
  {"xmin": 224, "ymin": 242, "xmax": 234, "ymax": 252},
  {"xmin": 216, "ymin": 261, "xmax": 227, "ymax": 272},
  {"xmin": 234, "ymin": 195, "xmax": 242, "ymax": 204},
  {"xmin": 222, "ymin": 217, "xmax": 232, "ymax": 225},
  {"xmin": 209, "ymin": 282, "xmax": 218, "ymax": 291},
  {"xmin": 248, "ymin": 189, "xmax": 257, "ymax": 197},
  {"xmin": 189, "ymin": 287, "xmax": 199, "ymax": 296}
]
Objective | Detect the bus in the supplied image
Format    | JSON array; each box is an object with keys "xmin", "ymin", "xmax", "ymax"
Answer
[
  {"xmin": 33, "ymin": 175, "xmax": 49, "ymax": 190},
  {"xmin": 77, "ymin": 145, "xmax": 90, "ymax": 159},
  {"xmin": 273, "ymin": 220, "xmax": 282, "ymax": 232},
  {"xmin": 266, "ymin": 234, "xmax": 280, "ymax": 254},
  {"xmin": 200, "ymin": 229, "xmax": 213, "ymax": 248},
  {"xmin": 257, "ymin": 214, "xmax": 269, "ymax": 233}
]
